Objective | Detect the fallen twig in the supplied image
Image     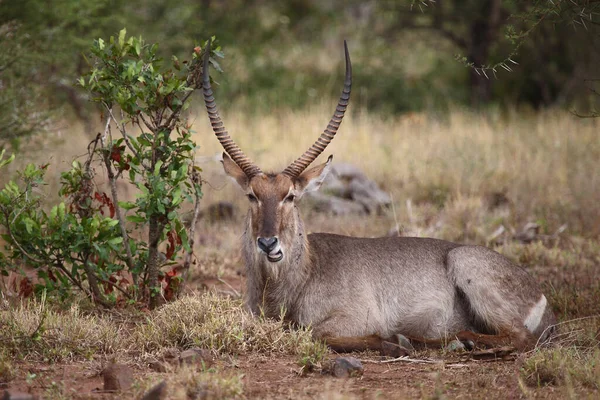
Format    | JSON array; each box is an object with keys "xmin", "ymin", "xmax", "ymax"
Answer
[{"xmin": 361, "ymin": 356, "xmax": 442, "ymax": 365}]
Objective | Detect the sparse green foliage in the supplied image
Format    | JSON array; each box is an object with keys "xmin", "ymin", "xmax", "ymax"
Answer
[
  {"xmin": 0, "ymin": 152, "xmax": 125, "ymax": 304},
  {"xmin": 0, "ymin": 31, "xmax": 221, "ymax": 308},
  {"xmin": 78, "ymin": 29, "xmax": 223, "ymax": 307}
]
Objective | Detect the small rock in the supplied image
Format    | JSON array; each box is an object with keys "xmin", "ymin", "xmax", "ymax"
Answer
[
  {"xmin": 446, "ymin": 339, "xmax": 466, "ymax": 352},
  {"xmin": 381, "ymin": 341, "xmax": 411, "ymax": 358},
  {"xmin": 2, "ymin": 392, "xmax": 35, "ymax": 400},
  {"xmin": 394, "ymin": 334, "xmax": 415, "ymax": 351},
  {"xmin": 179, "ymin": 348, "xmax": 214, "ymax": 368},
  {"xmin": 149, "ymin": 360, "xmax": 169, "ymax": 373},
  {"xmin": 103, "ymin": 363, "xmax": 133, "ymax": 391},
  {"xmin": 140, "ymin": 381, "xmax": 167, "ymax": 400},
  {"xmin": 331, "ymin": 357, "xmax": 364, "ymax": 378},
  {"xmin": 162, "ymin": 347, "xmax": 180, "ymax": 361}
]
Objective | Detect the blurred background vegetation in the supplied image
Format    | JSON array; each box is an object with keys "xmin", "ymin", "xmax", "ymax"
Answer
[{"xmin": 1, "ymin": 0, "xmax": 600, "ymax": 147}]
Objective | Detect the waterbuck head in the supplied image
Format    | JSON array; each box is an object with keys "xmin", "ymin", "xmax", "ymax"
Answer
[{"xmin": 202, "ymin": 40, "xmax": 351, "ymax": 264}]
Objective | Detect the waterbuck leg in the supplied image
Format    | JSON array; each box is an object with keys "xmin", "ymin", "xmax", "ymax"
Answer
[
  {"xmin": 323, "ymin": 334, "xmax": 386, "ymax": 353},
  {"xmin": 406, "ymin": 330, "xmax": 538, "ymax": 351},
  {"xmin": 405, "ymin": 331, "xmax": 512, "ymax": 349},
  {"xmin": 323, "ymin": 331, "xmax": 517, "ymax": 354}
]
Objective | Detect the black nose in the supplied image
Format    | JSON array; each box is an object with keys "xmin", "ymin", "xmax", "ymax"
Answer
[{"xmin": 257, "ymin": 237, "xmax": 278, "ymax": 253}]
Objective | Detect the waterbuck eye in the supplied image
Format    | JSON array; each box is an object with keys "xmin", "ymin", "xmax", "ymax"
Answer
[
  {"xmin": 284, "ymin": 194, "xmax": 295, "ymax": 203},
  {"xmin": 247, "ymin": 194, "xmax": 258, "ymax": 203}
]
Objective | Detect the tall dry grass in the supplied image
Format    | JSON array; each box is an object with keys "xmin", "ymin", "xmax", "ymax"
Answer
[
  {"xmin": 193, "ymin": 105, "xmax": 600, "ymax": 238},
  {"xmin": 3, "ymin": 105, "xmax": 598, "ymax": 239}
]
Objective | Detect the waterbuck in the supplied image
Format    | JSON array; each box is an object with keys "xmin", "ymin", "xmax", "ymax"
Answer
[{"xmin": 201, "ymin": 41, "xmax": 556, "ymax": 352}]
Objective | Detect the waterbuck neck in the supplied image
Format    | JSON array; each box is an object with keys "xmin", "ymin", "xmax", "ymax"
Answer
[{"xmin": 242, "ymin": 206, "xmax": 312, "ymax": 318}]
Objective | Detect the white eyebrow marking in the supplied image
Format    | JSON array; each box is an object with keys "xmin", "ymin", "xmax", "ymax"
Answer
[{"xmin": 279, "ymin": 187, "xmax": 295, "ymax": 205}]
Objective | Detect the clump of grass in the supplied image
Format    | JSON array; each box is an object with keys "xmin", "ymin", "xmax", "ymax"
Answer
[
  {"xmin": 297, "ymin": 334, "xmax": 328, "ymax": 373},
  {"xmin": 169, "ymin": 366, "xmax": 244, "ymax": 399},
  {"xmin": 133, "ymin": 293, "xmax": 320, "ymax": 358},
  {"xmin": 134, "ymin": 367, "xmax": 244, "ymax": 400},
  {"xmin": 0, "ymin": 296, "xmax": 122, "ymax": 362},
  {"xmin": 0, "ymin": 350, "xmax": 16, "ymax": 383},
  {"xmin": 521, "ymin": 347, "xmax": 600, "ymax": 389}
]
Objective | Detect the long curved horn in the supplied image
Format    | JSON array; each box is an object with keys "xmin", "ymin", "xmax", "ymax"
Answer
[
  {"xmin": 282, "ymin": 41, "xmax": 352, "ymax": 178},
  {"xmin": 202, "ymin": 38, "xmax": 262, "ymax": 178}
]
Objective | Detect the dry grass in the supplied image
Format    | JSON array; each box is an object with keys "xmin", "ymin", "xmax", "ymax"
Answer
[
  {"xmin": 521, "ymin": 346, "xmax": 600, "ymax": 389},
  {"xmin": 133, "ymin": 293, "xmax": 323, "ymax": 360},
  {"xmin": 192, "ymin": 106, "xmax": 600, "ymax": 238},
  {"xmin": 0, "ymin": 294, "xmax": 122, "ymax": 362},
  {"xmin": 6, "ymin": 105, "xmax": 599, "ymax": 238},
  {"xmin": 0, "ymin": 291, "xmax": 325, "ymax": 364}
]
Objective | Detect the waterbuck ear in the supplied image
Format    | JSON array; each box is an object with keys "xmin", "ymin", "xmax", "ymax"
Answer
[
  {"xmin": 222, "ymin": 152, "xmax": 249, "ymax": 190},
  {"xmin": 295, "ymin": 155, "xmax": 333, "ymax": 195}
]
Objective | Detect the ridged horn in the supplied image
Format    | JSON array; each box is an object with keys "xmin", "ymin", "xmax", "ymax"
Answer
[
  {"xmin": 202, "ymin": 38, "xmax": 262, "ymax": 178},
  {"xmin": 281, "ymin": 40, "xmax": 352, "ymax": 178}
]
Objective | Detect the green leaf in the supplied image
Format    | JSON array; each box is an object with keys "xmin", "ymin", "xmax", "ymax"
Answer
[
  {"xmin": 126, "ymin": 215, "xmax": 146, "ymax": 223},
  {"xmin": 106, "ymin": 219, "xmax": 120, "ymax": 227},
  {"xmin": 0, "ymin": 152, "xmax": 15, "ymax": 168},
  {"xmin": 23, "ymin": 218, "xmax": 34, "ymax": 234},
  {"xmin": 108, "ymin": 237, "xmax": 123, "ymax": 245},
  {"xmin": 118, "ymin": 201, "xmax": 137, "ymax": 210},
  {"xmin": 118, "ymin": 28, "xmax": 126, "ymax": 48}
]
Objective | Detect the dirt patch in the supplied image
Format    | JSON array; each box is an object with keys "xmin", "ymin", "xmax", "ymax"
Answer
[{"xmin": 3, "ymin": 351, "xmax": 594, "ymax": 399}]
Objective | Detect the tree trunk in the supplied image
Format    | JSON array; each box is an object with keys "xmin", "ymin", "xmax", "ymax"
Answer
[
  {"xmin": 147, "ymin": 217, "xmax": 163, "ymax": 309},
  {"xmin": 468, "ymin": 20, "xmax": 492, "ymax": 106},
  {"xmin": 468, "ymin": 0, "xmax": 503, "ymax": 106}
]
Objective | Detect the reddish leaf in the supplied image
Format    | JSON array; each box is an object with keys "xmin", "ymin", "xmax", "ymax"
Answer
[
  {"xmin": 110, "ymin": 145, "xmax": 125, "ymax": 163},
  {"xmin": 165, "ymin": 230, "xmax": 178, "ymax": 259},
  {"xmin": 93, "ymin": 191, "xmax": 116, "ymax": 218},
  {"xmin": 19, "ymin": 278, "xmax": 33, "ymax": 298}
]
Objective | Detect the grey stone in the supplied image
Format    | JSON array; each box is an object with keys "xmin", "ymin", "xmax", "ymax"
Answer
[
  {"xmin": 179, "ymin": 348, "xmax": 214, "ymax": 368},
  {"xmin": 103, "ymin": 363, "xmax": 133, "ymax": 391},
  {"xmin": 305, "ymin": 163, "xmax": 391, "ymax": 216},
  {"xmin": 331, "ymin": 357, "xmax": 364, "ymax": 378},
  {"xmin": 381, "ymin": 341, "xmax": 411, "ymax": 358}
]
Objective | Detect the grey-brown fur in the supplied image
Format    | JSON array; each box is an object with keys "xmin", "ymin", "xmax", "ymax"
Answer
[{"xmin": 243, "ymin": 217, "xmax": 556, "ymax": 346}]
